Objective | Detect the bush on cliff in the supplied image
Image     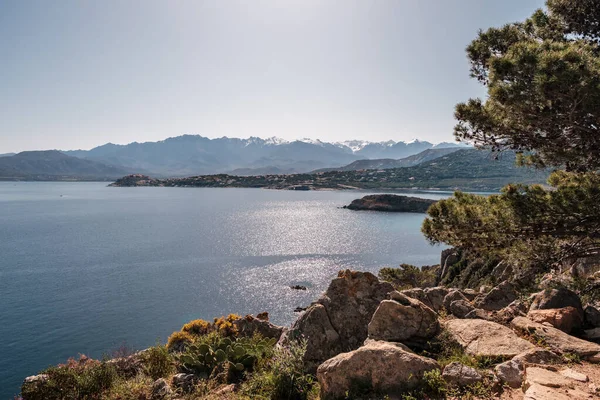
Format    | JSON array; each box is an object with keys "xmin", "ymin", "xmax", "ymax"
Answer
[{"xmin": 379, "ymin": 264, "xmax": 438, "ymax": 290}]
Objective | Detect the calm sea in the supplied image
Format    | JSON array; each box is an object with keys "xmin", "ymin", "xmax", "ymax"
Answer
[{"xmin": 0, "ymin": 182, "xmax": 450, "ymax": 398}]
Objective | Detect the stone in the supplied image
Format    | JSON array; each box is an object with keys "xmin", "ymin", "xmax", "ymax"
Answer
[
  {"xmin": 529, "ymin": 288, "xmax": 583, "ymax": 318},
  {"xmin": 442, "ymin": 362, "xmax": 483, "ymax": 387},
  {"xmin": 494, "ymin": 360, "xmax": 524, "ymax": 388},
  {"xmin": 285, "ymin": 270, "xmax": 393, "ymax": 369},
  {"xmin": 256, "ymin": 311, "xmax": 269, "ymax": 321},
  {"xmin": 559, "ymin": 368, "xmax": 589, "ymax": 382},
  {"xmin": 283, "ymin": 303, "xmax": 341, "ymax": 368},
  {"xmin": 511, "ymin": 317, "xmax": 600, "ymax": 359},
  {"xmin": 585, "ymin": 305, "xmax": 600, "ymax": 328},
  {"xmin": 525, "ymin": 366, "xmax": 571, "ymax": 388},
  {"xmin": 317, "ymin": 340, "xmax": 439, "ymax": 399},
  {"xmin": 473, "ymin": 281, "xmax": 518, "ymax": 311},
  {"xmin": 464, "ymin": 308, "xmax": 492, "ymax": 320},
  {"xmin": 233, "ymin": 315, "xmax": 284, "ymax": 340},
  {"xmin": 442, "ymin": 290, "xmax": 469, "ymax": 312},
  {"xmin": 317, "ymin": 270, "xmax": 394, "ymax": 350},
  {"xmin": 527, "ymin": 307, "xmax": 583, "ymax": 334},
  {"xmin": 462, "ymin": 289, "xmax": 479, "ymax": 301},
  {"xmin": 150, "ymin": 378, "xmax": 173, "ymax": 400},
  {"xmin": 445, "ymin": 319, "xmax": 536, "ymax": 358},
  {"xmin": 496, "ymin": 300, "xmax": 529, "ymax": 323},
  {"xmin": 523, "ymin": 383, "xmax": 571, "ymax": 400},
  {"xmin": 368, "ymin": 292, "xmax": 440, "ymax": 343},
  {"xmin": 171, "ymin": 373, "xmax": 195, "ymax": 393},
  {"xmin": 512, "ymin": 348, "xmax": 562, "ymax": 365},
  {"xmin": 448, "ymin": 299, "xmax": 475, "ymax": 318},
  {"xmin": 584, "ymin": 327, "xmax": 600, "ymax": 341},
  {"xmin": 423, "ymin": 287, "xmax": 449, "ymax": 312}
]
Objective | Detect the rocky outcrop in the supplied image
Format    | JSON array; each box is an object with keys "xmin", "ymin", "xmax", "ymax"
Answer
[
  {"xmin": 442, "ymin": 362, "xmax": 483, "ymax": 387},
  {"xmin": 442, "ymin": 290, "xmax": 470, "ymax": 312},
  {"xmin": 473, "ymin": 281, "xmax": 517, "ymax": 311},
  {"xmin": 527, "ymin": 306, "xmax": 582, "ymax": 333},
  {"xmin": 367, "ymin": 292, "xmax": 440, "ymax": 343},
  {"xmin": 343, "ymin": 194, "xmax": 436, "ymax": 213},
  {"xmin": 448, "ymin": 299, "xmax": 475, "ymax": 318},
  {"xmin": 445, "ymin": 319, "xmax": 536, "ymax": 358},
  {"xmin": 285, "ymin": 270, "xmax": 393, "ymax": 369},
  {"xmin": 529, "ymin": 288, "xmax": 584, "ymax": 317},
  {"xmin": 233, "ymin": 315, "xmax": 284, "ymax": 340},
  {"xmin": 511, "ymin": 316, "xmax": 600, "ymax": 359},
  {"xmin": 512, "ymin": 348, "xmax": 562, "ymax": 365},
  {"xmin": 401, "ymin": 286, "xmax": 448, "ymax": 313},
  {"xmin": 316, "ymin": 340, "xmax": 439, "ymax": 399}
]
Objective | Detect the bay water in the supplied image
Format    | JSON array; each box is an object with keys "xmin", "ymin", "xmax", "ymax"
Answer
[{"xmin": 0, "ymin": 183, "xmax": 450, "ymax": 398}]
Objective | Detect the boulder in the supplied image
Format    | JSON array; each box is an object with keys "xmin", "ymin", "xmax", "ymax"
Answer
[
  {"xmin": 473, "ymin": 281, "xmax": 518, "ymax": 311},
  {"xmin": 284, "ymin": 304, "xmax": 341, "ymax": 367},
  {"xmin": 494, "ymin": 359, "xmax": 524, "ymax": 388},
  {"xmin": 317, "ymin": 340, "xmax": 439, "ymax": 399},
  {"xmin": 585, "ymin": 305, "xmax": 600, "ymax": 328},
  {"xmin": 512, "ymin": 348, "xmax": 562, "ymax": 365},
  {"xmin": 233, "ymin": 315, "xmax": 284, "ymax": 340},
  {"xmin": 448, "ymin": 299, "xmax": 475, "ymax": 319},
  {"xmin": 461, "ymin": 289, "xmax": 479, "ymax": 301},
  {"xmin": 285, "ymin": 270, "xmax": 393, "ymax": 369},
  {"xmin": 527, "ymin": 307, "xmax": 582, "ymax": 334},
  {"xmin": 423, "ymin": 287, "xmax": 449, "ymax": 312},
  {"xmin": 442, "ymin": 362, "xmax": 483, "ymax": 387},
  {"xmin": 171, "ymin": 373, "xmax": 195, "ymax": 393},
  {"xmin": 464, "ymin": 308, "xmax": 492, "ymax": 320},
  {"xmin": 559, "ymin": 368, "xmax": 589, "ymax": 382},
  {"xmin": 367, "ymin": 292, "xmax": 440, "ymax": 344},
  {"xmin": 317, "ymin": 270, "xmax": 394, "ymax": 350},
  {"xmin": 529, "ymin": 288, "xmax": 583, "ymax": 318},
  {"xmin": 583, "ymin": 327, "xmax": 600, "ymax": 341},
  {"xmin": 524, "ymin": 366, "xmax": 572, "ymax": 388},
  {"xmin": 150, "ymin": 378, "xmax": 173, "ymax": 400},
  {"xmin": 445, "ymin": 319, "xmax": 536, "ymax": 358},
  {"xmin": 495, "ymin": 300, "xmax": 528, "ymax": 323},
  {"xmin": 511, "ymin": 317, "xmax": 600, "ymax": 359},
  {"xmin": 442, "ymin": 290, "xmax": 470, "ymax": 312}
]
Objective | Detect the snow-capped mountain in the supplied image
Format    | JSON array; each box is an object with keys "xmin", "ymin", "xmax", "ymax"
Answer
[{"xmin": 63, "ymin": 135, "xmax": 467, "ymax": 177}]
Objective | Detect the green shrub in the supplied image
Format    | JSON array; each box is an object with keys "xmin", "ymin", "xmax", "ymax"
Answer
[
  {"xmin": 167, "ymin": 331, "xmax": 194, "ymax": 351},
  {"xmin": 378, "ymin": 264, "xmax": 437, "ymax": 290},
  {"xmin": 241, "ymin": 339, "xmax": 318, "ymax": 400},
  {"xmin": 141, "ymin": 344, "xmax": 175, "ymax": 380}
]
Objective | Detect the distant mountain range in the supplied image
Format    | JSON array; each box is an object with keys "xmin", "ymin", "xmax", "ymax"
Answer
[
  {"xmin": 0, "ymin": 151, "xmax": 131, "ymax": 181},
  {"xmin": 0, "ymin": 135, "xmax": 472, "ymax": 180},
  {"xmin": 63, "ymin": 135, "xmax": 469, "ymax": 177}
]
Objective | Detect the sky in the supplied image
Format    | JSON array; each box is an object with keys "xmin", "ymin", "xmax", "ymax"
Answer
[{"xmin": 0, "ymin": 0, "xmax": 545, "ymax": 152}]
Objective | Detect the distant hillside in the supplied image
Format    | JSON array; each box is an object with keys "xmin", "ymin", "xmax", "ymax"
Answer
[
  {"xmin": 64, "ymin": 135, "xmax": 469, "ymax": 177},
  {"xmin": 0, "ymin": 153, "xmax": 15, "ymax": 158},
  {"xmin": 111, "ymin": 149, "xmax": 550, "ymax": 192},
  {"xmin": 314, "ymin": 148, "xmax": 462, "ymax": 173},
  {"xmin": 0, "ymin": 151, "xmax": 131, "ymax": 181}
]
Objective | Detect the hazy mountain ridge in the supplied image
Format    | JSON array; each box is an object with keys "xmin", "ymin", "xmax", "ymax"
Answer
[
  {"xmin": 0, "ymin": 151, "xmax": 132, "ymax": 180},
  {"xmin": 63, "ymin": 135, "xmax": 469, "ymax": 177}
]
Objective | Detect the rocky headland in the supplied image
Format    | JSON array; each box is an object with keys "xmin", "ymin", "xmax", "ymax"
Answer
[
  {"xmin": 20, "ymin": 250, "xmax": 600, "ymax": 400},
  {"xmin": 343, "ymin": 194, "xmax": 437, "ymax": 213}
]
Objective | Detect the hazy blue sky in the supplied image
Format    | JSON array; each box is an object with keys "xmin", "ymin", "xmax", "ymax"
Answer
[{"xmin": 1, "ymin": 0, "xmax": 545, "ymax": 152}]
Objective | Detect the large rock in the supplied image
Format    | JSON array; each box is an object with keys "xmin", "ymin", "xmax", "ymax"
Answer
[
  {"xmin": 317, "ymin": 340, "xmax": 439, "ymax": 399},
  {"xmin": 473, "ymin": 281, "xmax": 518, "ymax": 311},
  {"xmin": 442, "ymin": 290, "xmax": 470, "ymax": 312},
  {"xmin": 494, "ymin": 359, "xmax": 524, "ymax": 388},
  {"xmin": 585, "ymin": 305, "xmax": 600, "ymax": 328},
  {"xmin": 445, "ymin": 319, "xmax": 535, "ymax": 358},
  {"xmin": 367, "ymin": 292, "xmax": 440, "ymax": 343},
  {"xmin": 511, "ymin": 317, "xmax": 600, "ymax": 359},
  {"xmin": 233, "ymin": 315, "xmax": 284, "ymax": 340},
  {"xmin": 402, "ymin": 286, "xmax": 449, "ymax": 312},
  {"xmin": 286, "ymin": 270, "xmax": 393, "ymax": 368},
  {"xmin": 442, "ymin": 362, "xmax": 483, "ymax": 387},
  {"xmin": 150, "ymin": 378, "xmax": 173, "ymax": 400},
  {"xmin": 284, "ymin": 304, "xmax": 341, "ymax": 366},
  {"xmin": 512, "ymin": 348, "xmax": 562, "ymax": 365},
  {"xmin": 584, "ymin": 327, "xmax": 600, "ymax": 341},
  {"xmin": 448, "ymin": 299, "xmax": 475, "ymax": 319},
  {"xmin": 529, "ymin": 288, "xmax": 583, "ymax": 318},
  {"xmin": 495, "ymin": 300, "xmax": 529, "ymax": 323},
  {"xmin": 524, "ymin": 366, "xmax": 572, "ymax": 388},
  {"xmin": 527, "ymin": 307, "xmax": 582, "ymax": 334}
]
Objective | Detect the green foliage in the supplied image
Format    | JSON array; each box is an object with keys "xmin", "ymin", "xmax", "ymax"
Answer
[
  {"xmin": 140, "ymin": 344, "xmax": 175, "ymax": 380},
  {"xmin": 423, "ymin": 171, "xmax": 600, "ymax": 278},
  {"xmin": 241, "ymin": 339, "xmax": 318, "ymax": 400},
  {"xmin": 167, "ymin": 331, "xmax": 194, "ymax": 351},
  {"xmin": 102, "ymin": 374, "xmax": 153, "ymax": 400},
  {"xmin": 176, "ymin": 335, "xmax": 276, "ymax": 378},
  {"xmin": 22, "ymin": 355, "xmax": 118, "ymax": 400},
  {"xmin": 456, "ymin": 0, "xmax": 600, "ymax": 172},
  {"xmin": 378, "ymin": 264, "xmax": 437, "ymax": 290}
]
